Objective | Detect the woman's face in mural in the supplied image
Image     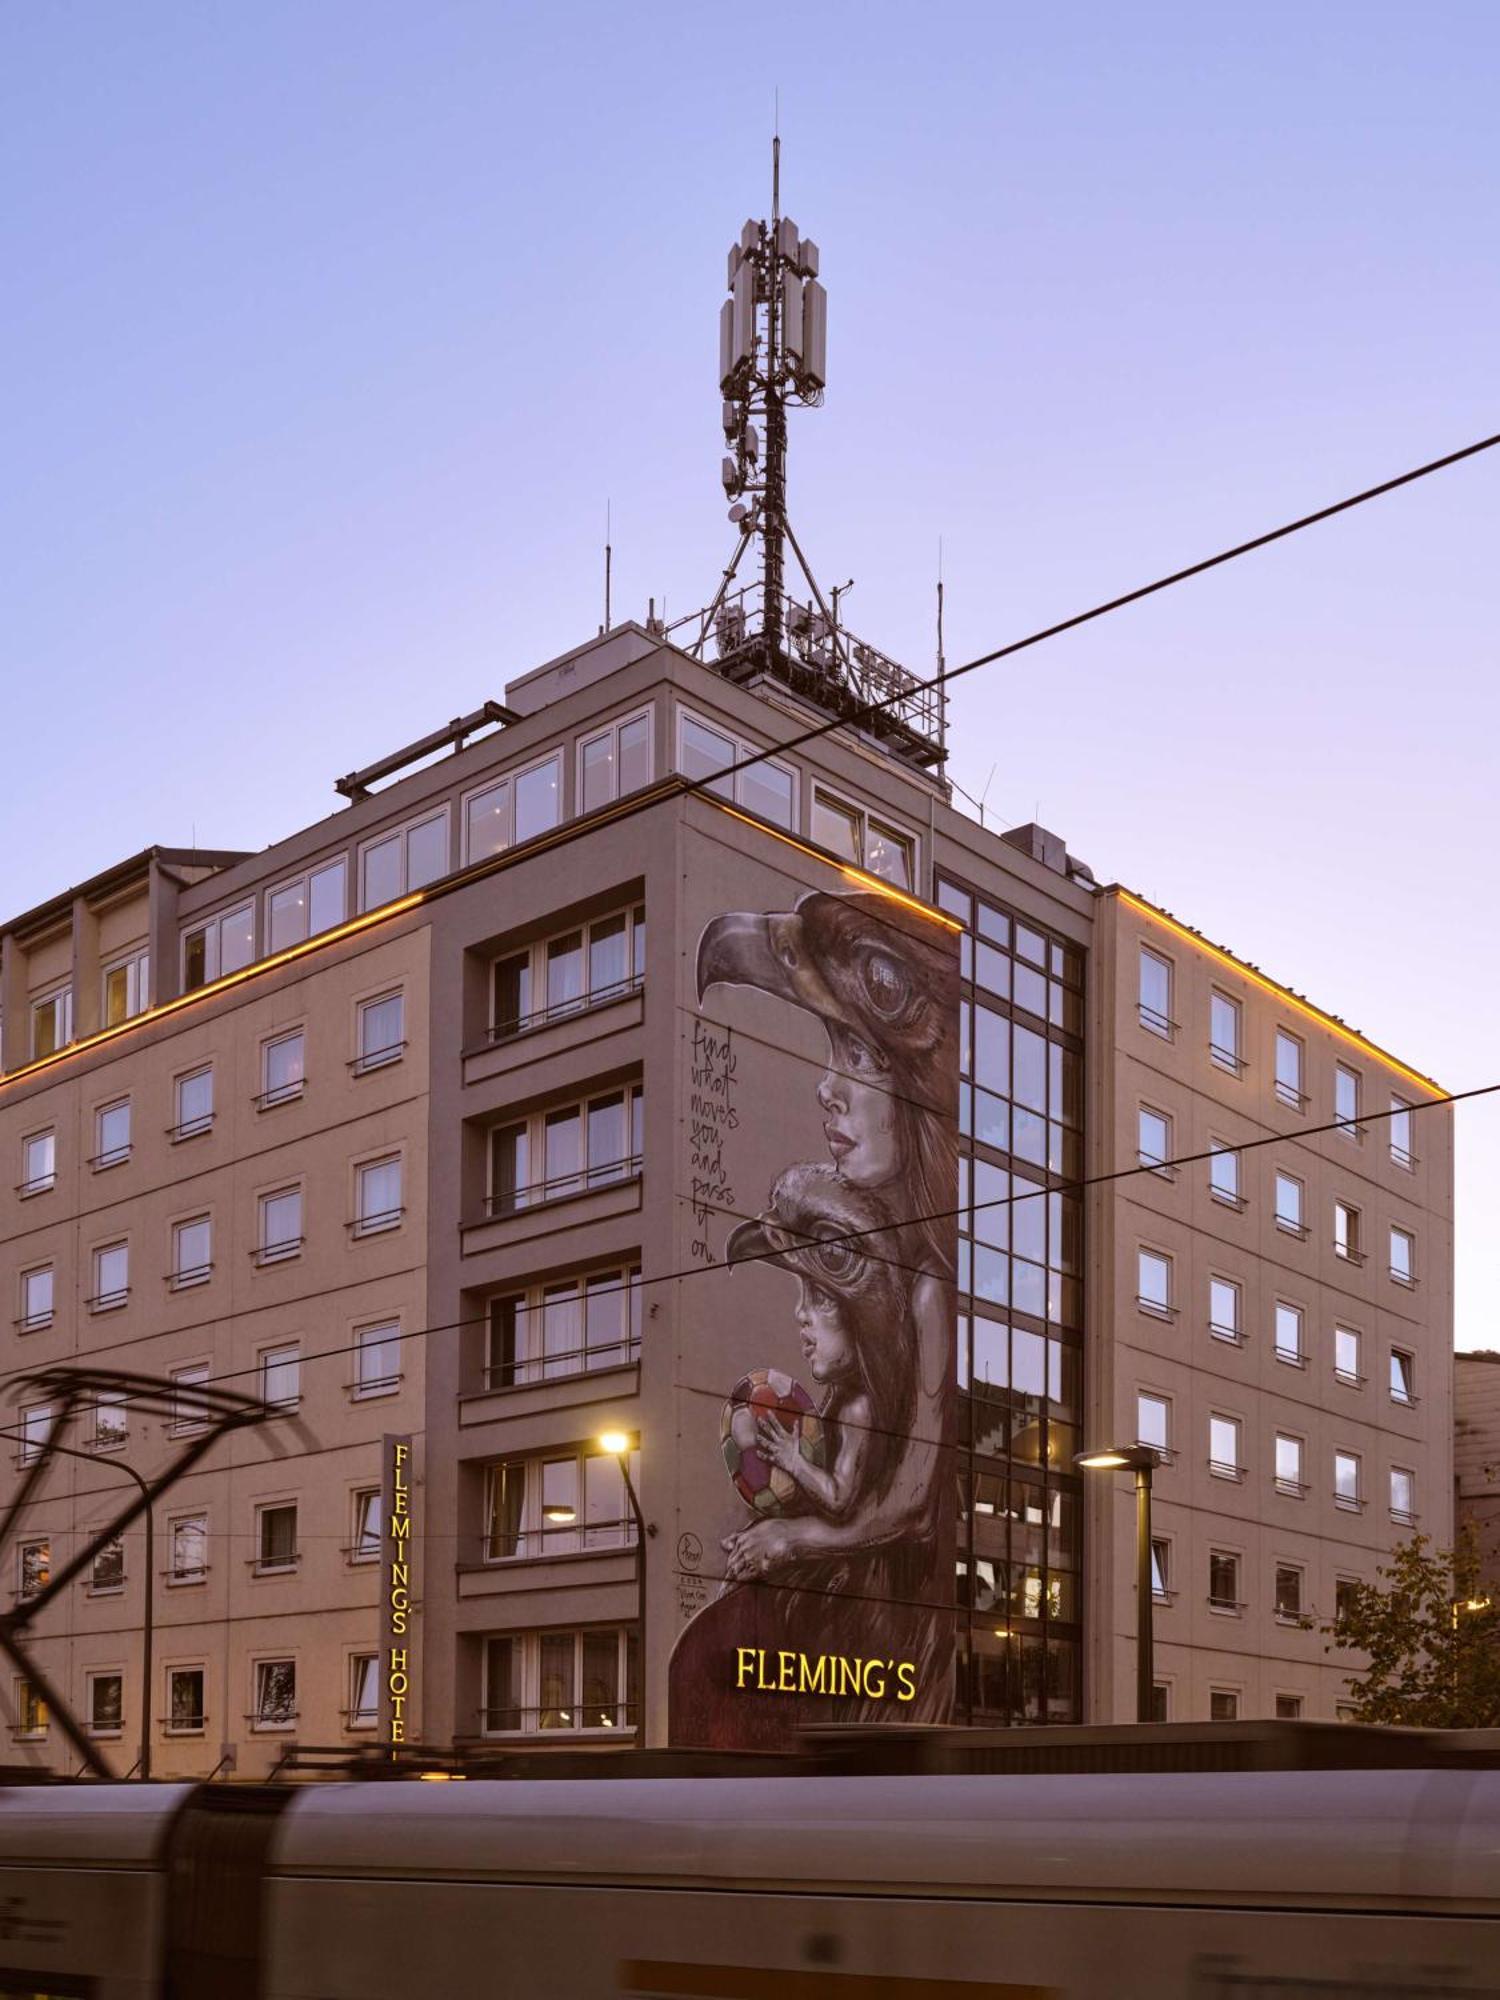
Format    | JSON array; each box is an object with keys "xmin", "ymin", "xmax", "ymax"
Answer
[
  {"xmin": 795, "ymin": 1277, "xmax": 856, "ymax": 1386},
  {"xmin": 817, "ymin": 1026, "xmax": 902, "ymax": 1188}
]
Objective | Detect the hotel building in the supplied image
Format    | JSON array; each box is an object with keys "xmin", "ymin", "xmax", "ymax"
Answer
[{"xmin": 0, "ymin": 612, "xmax": 1453, "ymax": 1772}]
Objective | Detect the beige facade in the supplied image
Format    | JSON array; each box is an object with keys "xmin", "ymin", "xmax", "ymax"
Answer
[
  {"xmin": 0, "ymin": 621, "xmax": 1455, "ymax": 1770},
  {"xmin": 1455, "ymin": 1351, "xmax": 1500, "ymax": 1597}
]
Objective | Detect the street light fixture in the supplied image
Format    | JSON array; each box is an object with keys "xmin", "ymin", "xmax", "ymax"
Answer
[
  {"xmin": 1075, "ymin": 1443, "xmax": 1164, "ymax": 1725},
  {"xmin": 598, "ymin": 1430, "xmax": 645, "ymax": 1739}
]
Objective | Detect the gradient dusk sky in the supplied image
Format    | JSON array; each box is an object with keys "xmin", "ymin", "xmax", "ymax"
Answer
[{"xmin": 3, "ymin": 4, "xmax": 1496, "ymax": 1343}]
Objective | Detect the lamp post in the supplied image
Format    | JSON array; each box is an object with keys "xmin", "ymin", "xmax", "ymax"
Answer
[
  {"xmin": 599, "ymin": 1430, "xmax": 645, "ymax": 1739},
  {"xmin": 0, "ymin": 1424, "xmax": 154, "ymax": 1778},
  {"xmin": 1075, "ymin": 1444, "xmax": 1163, "ymax": 1725}
]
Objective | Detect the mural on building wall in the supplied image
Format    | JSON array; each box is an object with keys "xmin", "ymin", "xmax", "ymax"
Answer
[{"xmin": 670, "ymin": 884, "xmax": 960, "ymax": 1748}]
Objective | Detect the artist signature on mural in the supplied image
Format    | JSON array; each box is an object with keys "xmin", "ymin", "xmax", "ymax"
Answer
[{"xmin": 688, "ymin": 1017, "xmax": 739, "ymax": 1265}]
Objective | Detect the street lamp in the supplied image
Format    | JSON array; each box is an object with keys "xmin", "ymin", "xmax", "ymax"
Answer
[
  {"xmin": 1075, "ymin": 1444, "xmax": 1164, "ymax": 1725},
  {"xmin": 598, "ymin": 1430, "xmax": 645, "ymax": 1738}
]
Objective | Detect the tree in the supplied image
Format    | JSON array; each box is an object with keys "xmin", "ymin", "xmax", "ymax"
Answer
[{"xmin": 1323, "ymin": 1527, "xmax": 1500, "ymax": 1727}]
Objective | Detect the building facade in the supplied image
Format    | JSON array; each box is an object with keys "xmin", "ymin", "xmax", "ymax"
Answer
[
  {"xmin": 0, "ymin": 619, "xmax": 1454, "ymax": 1773},
  {"xmin": 1455, "ymin": 1351, "xmax": 1500, "ymax": 1599}
]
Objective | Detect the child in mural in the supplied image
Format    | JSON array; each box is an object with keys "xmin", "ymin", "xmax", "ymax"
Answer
[{"xmin": 668, "ymin": 888, "xmax": 960, "ymax": 1746}]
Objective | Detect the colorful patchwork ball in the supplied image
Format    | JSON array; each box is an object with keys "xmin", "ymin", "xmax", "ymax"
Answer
[{"xmin": 721, "ymin": 1368, "xmax": 825, "ymax": 1517}]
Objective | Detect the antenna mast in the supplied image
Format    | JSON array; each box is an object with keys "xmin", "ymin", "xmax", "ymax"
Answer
[{"xmin": 717, "ymin": 138, "xmax": 827, "ymax": 667}]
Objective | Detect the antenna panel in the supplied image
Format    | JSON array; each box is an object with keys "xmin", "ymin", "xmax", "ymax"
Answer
[
  {"xmin": 730, "ymin": 260, "xmax": 756, "ymax": 373},
  {"xmin": 718, "ymin": 299, "xmax": 735, "ymax": 390},
  {"xmin": 776, "ymin": 216, "xmax": 800, "ymax": 263},
  {"xmin": 740, "ymin": 218, "xmax": 759, "ymax": 255},
  {"xmin": 799, "ymin": 237, "xmax": 820, "ymax": 277},
  {"xmin": 781, "ymin": 274, "xmax": 805, "ymax": 362},
  {"xmin": 801, "ymin": 279, "xmax": 827, "ymax": 388}
]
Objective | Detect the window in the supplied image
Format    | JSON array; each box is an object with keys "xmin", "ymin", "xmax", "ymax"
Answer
[
  {"xmin": 354, "ymin": 1157, "xmax": 403, "ymax": 1235},
  {"xmin": 1136, "ymin": 1249, "xmax": 1171, "ymax": 1315},
  {"xmin": 1334, "ymin": 1325, "xmax": 1361, "ymax": 1384},
  {"xmin": 1335, "ymin": 1577, "xmax": 1359, "ymax": 1622},
  {"xmin": 1276, "ymin": 1694, "xmax": 1304, "ymax": 1721},
  {"xmin": 1138, "ymin": 1107, "xmax": 1170, "ymax": 1173},
  {"xmin": 90, "ymin": 1242, "xmax": 129, "ymax": 1312},
  {"xmin": 19, "ymin": 1404, "xmax": 53, "ymax": 1464},
  {"xmin": 261, "ymin": 1345, "xmax": 300, "ymax": 1409},
  {"xmin": 182, "ymin": 903, "xmax": 254, "ymax": 991},
  {"xmin": 170, "ymin": 1364, "xmax": 210, "ymax": 1434},
  {"xmin": 169, "ymin": 1515, "xmax": 207, "ymax": 1583},
  {"xmin": 17, "ymin": 1680, "xmax": 48, "ymax": 1737},
  {"xmin": 676, "ymin": 709, "xmax": 796, "ymax": 829},
  {"xmin": 579, "ymin": 709, "xmax": 653, "ymax": 812},
  {"xmin": 255, "ymin": 1504, "xmax": 298, "ymax": 1575},
  {"xmin": 103, "ymin": 949, "xmax": 150, "ymax": 1026},
  {"xmin": 1208, "ymin": 1276, "xmax": 1241, "ymax": 1342},
  {"xmin": 359, "ymin": 809, "xmax": 450, "ymax": 911},
  {"xmin": 1274, "ymin": 1566, "xmax": 1303, "ymax": 1621},
  {"xmin": 351, "ymin": 1488, "xmax": 381, "ymax": 1563},
  {"xmin": 91, "ymin": 1538, "xmax": 125, "ymax": 1591},
  {"xmin": 492, "ymin": 906, "xmax": 645, "ymax": 1039},
  {"xmin": 1136, "ymin": 1393, "xmax": 1169, "ymax": 1455},
  {"xmin": 31, "ymin": 985, "xmax": 74, "ymax": 1060},
  {"xmin": 91, "ymin": 1390, "xmax": 127, "ymax": 1450},
  {"xmin": 167, "ymin": 1667, "xmax": 205, "ymax": 1734},
  {"xmin": 1390, "ymin": 1466, "xmax": 1416, "ymax": 1525},
  {"xmin": 1209, "ymin": 1414, "xmax": 1241, "ymax": 1478},
  {"xmin": 463, "ymin": 754, "xmax": 565, "ymax": 864},
  {"xmin": 1390, "ymin": 1096, "xmax": 1413, "ymax": 1168},
  {"xmin": 1210, "ymin": 1689, "xmax": 1240, "ymax": 1721},
  {"xmin": 257, "ymin": 1188, "xmax": 303, "ymax": 1264},
  {"xmin": 1150, "ymin": 1684, "xmax": 1170, "ymax": 1722},
  {"xmin": 483, "ymin": 1448, "xmax": 640, "ymax": 1562},
  {"xmin": 171, "ymin": 1216, "xmax": 212, "ymax": 1290},
  {"xmin": 261, "ymin": 1030, "xmax": 305, "ymax": 1107},
  {"xmin": 1274, "ymin": 1172, "xmax": 1304, "ymax": 1233},
  {"xmin": 1209, "ymin": 991, "xmax": 1241, "ymax": 1073},
  {"xmin": 1208, "ymin": 1551, "xmax": 1240, "ymax": 1611},
  {"xmin": 93, "ymin": 1098, "xmax": 131, "ymax": 1169},
  {"xmin": 1389, "ymin": 1226, "xmax": 1414, "ymax": 1285},
  {"xmin": 488, "ymin": 1086, "xmax": 644, "ymax": 1214},
  {"xmin": 19, "ymin": 1265, "xmax": 54, "ymax": 1334},
  {"xmin": 348, "ymin": 1653, "xmax": 379, "ymax": 1731},
  {"xmin": 1149, "ymin": 1539, "xmax": 1170, "ymax": 1601},
  {"xmin": 20, "ymin": 1129, "xmax": 55, "ymax": 1196},
  {"xmin": 1273, "ymin": 1302, "xmax": 1304, "ymax": 1365},
  {"xmin": 1335, "ymin": 1064, "xmax": 1361, "ymax": 1136},
  {"xmin": 356, "ymin": 990, "xmax": 405, "ymax": 1072},
  {"xmin": 810, "ymin": 788, "xmax": 916, "ymax": 890},
  {"xmin": 1274, "ymin": 1030, "xmax": 1304, "ymax": 1109},
  {"xmin": 1274, "ymin": 1432, "xmax": 1304, "ymax": 1496},
  {"xmin": 267, "ymin": 858, "xmax": 347, "ymax": 952},
  {"xmin": 88, "ymin": 1672, "xmax": 124, "ymax": 1737},
  {"xmin": 1208, "ymin": 1143, "xmax": 1240, "ymax": 1205},
  {"xmin": 1390, "ymin": 1348, "xmax": 1415, "ymax": 1405},
  {"xmin": 1138, "ymin": 947, "xmax": 1172, "ymax": 1036},
  {"xmin": 354, "ymin": 1323, "xmax": 401, "ymax": 1397},
  {"xmin": 1334, "ymin": 1200, "xmax": 1362, "ymax": 1262},
  {"xmin": 172, "ymin": 1066, "xmax": 214, "ymax": 1140},
  {"xmin": 486, "ymin": 1267, "xmax": 643, "ymax": 1388},
  {"xmin": 253, "ymin": 1658, "xmax": 296, "ymax": 1729},
  {"xmin": 18, "ymin": 1540, "xmax": 49, "ymax": 1600},
  {"xmin": 1334, "ymin": 1450, "xmax": 1361, "ymax": 1509},
  {"xmin": 481, "ymin": 1627, "xmax": 639, "ymax": 1736}
]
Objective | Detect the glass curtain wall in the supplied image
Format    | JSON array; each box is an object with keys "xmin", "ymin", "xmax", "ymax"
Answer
[{"xmin": 937, "ymin": 875, "xmax": 1084, "ymax": 1725}]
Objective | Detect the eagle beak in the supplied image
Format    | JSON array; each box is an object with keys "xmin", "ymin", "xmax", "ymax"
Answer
[{"xmin": 695, "ymin": 910, "xmax": 840, "ymax": 1020}]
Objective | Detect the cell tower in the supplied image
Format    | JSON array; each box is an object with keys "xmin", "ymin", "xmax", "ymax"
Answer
[{"xmin": 683, "ymin": 141, "xmax": 946, "ymax": 772}]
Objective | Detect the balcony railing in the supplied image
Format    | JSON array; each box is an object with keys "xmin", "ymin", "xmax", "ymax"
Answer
[
  {"xmin": 482, "ymin": 1335, "xmax": 641, "ymax": 1393},
  {"xmin": 488, "ymin": 975, "xmax": 643, "ymax": 1046},
  {"xmin": 485, "ymin": 1155, "xmax": 642, "ymax": 1220},
  {"xmin": 483, "ymin": 1516, "xmax": 638, "ymax": 1564},
  {"xmin": 476, "ymin": 1699, "xmax": 639, "ymax": 1738}
]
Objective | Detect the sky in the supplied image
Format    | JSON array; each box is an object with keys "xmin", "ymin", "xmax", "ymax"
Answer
[{"xmin": 2, "ymin": 3, "xmax": 1496, "ymax": 1344}]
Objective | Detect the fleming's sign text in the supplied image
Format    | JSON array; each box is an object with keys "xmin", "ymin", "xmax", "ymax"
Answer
[
  {"xmin": 734, "ymin": 1648, "xmax": 917, "ymax": 1701},
  {"xmin": 380, "ymin": 1434, "xmax": 414, "ymax": 1743}
]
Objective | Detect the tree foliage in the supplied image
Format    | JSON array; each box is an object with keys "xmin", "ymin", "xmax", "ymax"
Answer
[{"xmin": 1324, "ymin": 1527, "xmax": 1500, "ymax": 1727}]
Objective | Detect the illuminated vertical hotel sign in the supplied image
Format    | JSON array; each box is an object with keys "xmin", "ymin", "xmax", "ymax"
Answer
[{"xmin": 379, "ymin": 1433, "xmax": 414, "ymax": 1742}]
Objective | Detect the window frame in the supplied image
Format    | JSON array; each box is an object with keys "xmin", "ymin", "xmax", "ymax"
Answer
[
  {"xmin": 1208, "ymin": 1412, "xmax": 1243, "ymax": 1481},
  {"xmin": 1390, "ymin": 1465, "xmax": 1417, "ymax": 1525},
  {"xmin": 479, "ymin": 1625, "xmax": 639, "ymax": 1738},
  {"xmin": 349, "ymin": 1487, "xmax": 381, "ymax": 1564},
  {"xmin": 808, "ymin": 780, "xmax": 917, "ymax": 891},
  {"xmin": 170, "ymin": 1214, "xmax": 213, "ymax": 1292},
  {"xmin": 346, "ymin": 1651, "xmax": 380, "ymax": 1732},
  {"xmin": 1207, "ymin": 1549, "xmax": 1241, "ymax": 1614},
  {"xmin": 1334, "ymin": 1198, "xmax": 1363, "ymax": 1264},
  {"xmin": 1137, "ymin": 1105, "xmax": 1171, "ymax": 1175},
  {"xmin": 1273, "ymin": 1028, "xmax": 1305, "ymax": 1110},
  {"xmin": 461, "ymin": 750, "xmax": 566, "ymax": 868},
  {"xmin": 1207, "ymin": 1140, "xmax": 1241, "ymax": 1207},
  {"xmin": 30, "ymin": 983, "xmax": 74, "ymax": 1060},
  {"xmin": 1272, "ymin": 1299, "xmax": 1305, "ymax": 1368},
  {"xmin": 1333, "ymin": 1448, "xmax": 1363, "ymax": 1511},
  {"xmin": 180, "ymin": 902, "xmax": 255, "ymax": 992},
  {"xmin": 675, "ymin": 704, "xmax": 799, "ymax": 833},
  {"xmin": 251, "ymin": 1656, "xmax": 297, "ymax": 1732},
  {"xmin": 1207, "ymin": 1273, "xmax": 1242, "ymax": 1344},
  {"xmin": 1208, "ymin": 989, "xmax": 1243, "ymax": 1076},
  {"xmin": 20, "ymin": 1127, "xmax": 56, "ymax": 1197},
  {"xmin": 1137, "ymin": 946, "xmax": 1173, "ymax": 1039},
  {"xmin": 264, "ymin": 855, "xmax": 348, "ymax": 955},
  {"xmin": 253, "ymin": 1501, "xmax": 300, "ymax": 1577},
  {"xmin": 102, "ymin": 948, "xmax": 150, "ymax": 1027},
  {"xmin": 169, "ymin": 1362, "xmax": 211, "ymax": 1436},
  {"xmin": 1135, "ymin": 1391, "xmax": 1170, "ymax": 1457},
  {"xmin": 258, "ymin": 1028, "xmax": 306, "ymax": 1110},
  {"xmin": 1273, "ymin": 1563, "xmax": 1304, "ymax": 1623},
  {"xmin": 1135, "ymin": 1247, "xmax": 1173, "ymax": 1319},
  {"xmin": 487, "ymin": 1084, "xmax": 644, "ymax": 1217},
  {"xmin": 89, "ymin": 1240, "xmax": 130, "ymax": 1313},
  {"xmin": 358, "ymin": 804, "xmax": 453, "ymax": 913},
  {"xmin": 1389, "ymin": 1225, "xmax": 1415, "ymax": 1286},
  {"xmin": 86, "ymin": 1669, "xmax": 125, "ymax": 1740},
  {"xmin": 352, "ymin": 1155, "xmax": 404, "ymax": 1238},
  {"xmin": 483, "ymin": 1265, "xmax": 643, "ymax": 1391},
  {"xmin": 166, "ymin": 1664, "xmax": 207, "ymax": 1736},
  {"xmin": 352, "ymin": 1321, "xmax": 402, "ymax": 1399},
  {"xmin": 576, "ymin": 704, "xmax": 655, "ymax": 815},
  {"xmin": 167, "ymin": 1511, "xmax": 208, "ymax": 1586},
  {"xmin": 1273, "ymin": 1170, "xmax": 1306, "ymax": 1236},
  {"xmin": 92, "ymin": 1096, "xmax": 132, "ymax": 1171},
  {"xmin": 171, "ymin": 1065, "xmax": 215, "ymax": 1141},
  {"xmin": 489, "ymin": 905, "xmax": 646, "ymax": 1042},
  {"xmin": 1273, "ymin": 1430, "xmax": 1306, "ymax": 1497},
  {"xmin": 1333, "ymin": 1323, "xmax": 1363, "ymax": 1387},
  {"xmin": 482, "ymin": 1447, "xmax": 641, "ymax": 1565},
  {"xmin": 1334, "ymin": 1062, "xmax": 1363, "ymax": 1138},
  {"xmin": 18, "ymin": 1263, "xmax": 54, "ymax": 1335},
  {"xmin": 255, "ymin": 1185, "xmax": 304, "ymax": 1266},
  {"xmin": 354, "ymin": 988, "xmax": 406, "ymax": 1074},
  {"xmin": 1390, "ymin": 1346, "xmax": 1416, "ymax": 1406},
  {"xmin": 1389, "ymin": 1095, "xmax": 1415, "ymax": 1169},
  {"xmin": 259, "ymin": 1343, "xmax": 301, "ymax": 1411}
]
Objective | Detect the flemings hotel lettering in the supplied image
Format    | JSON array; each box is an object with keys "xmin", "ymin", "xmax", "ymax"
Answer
[
  {"xmin": 733, "ymin": 1648, "xmax": 917, "ymax": 1701},
  {"xmin": 381, "ymin": 1435, "xmax": 414, "ymax": 1742}
]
